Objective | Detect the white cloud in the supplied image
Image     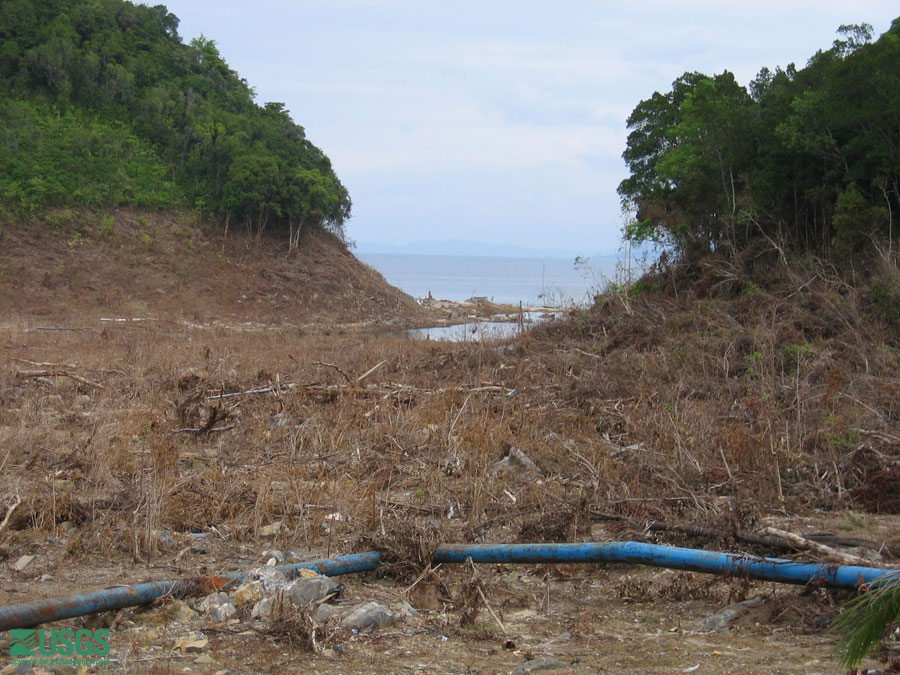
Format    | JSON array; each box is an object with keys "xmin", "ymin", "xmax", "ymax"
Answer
[{"xmin": 162, "ymin": 1, "xmax": 899, "ymax": 251}]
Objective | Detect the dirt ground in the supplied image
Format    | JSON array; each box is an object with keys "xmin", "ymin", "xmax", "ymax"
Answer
[{"xmin": 2, "ymin": 215, "xmax": 900, "ymax": 673}]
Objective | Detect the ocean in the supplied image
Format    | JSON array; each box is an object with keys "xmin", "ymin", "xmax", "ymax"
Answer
[{"xmin": 357, "ymin": 252, "xmax": 621, "ymax": 307}]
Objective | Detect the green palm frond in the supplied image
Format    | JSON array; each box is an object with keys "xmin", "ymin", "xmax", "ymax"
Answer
[{"xmin": 831, "ymin": 573, "xmax": 900, "ymax": 669}]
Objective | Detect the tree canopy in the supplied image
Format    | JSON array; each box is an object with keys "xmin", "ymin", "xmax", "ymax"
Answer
[
  {"xmin": 0, "ymin": 0, "xmax": 351, "ymax": 242},
  {"xmin": 619, "ymin": 18, "xmax": 900, "ymax": 262}
]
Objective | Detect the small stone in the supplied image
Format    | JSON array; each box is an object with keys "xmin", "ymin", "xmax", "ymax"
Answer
[
  {"xmin": 700, "ymin": 596, "xmax": 764, "ymax": 632},
  {"xmin": 341, "ymin": 601, "xmax": 395, "ymax": 631},
  {"xmin": 512, "ymin": 656, "xmax": 567, "ymax": 674},
  {"xmin": 247, "ymin": 565, "xmax": 289, "ymax": 591},
  {"xmin": 287, "ymin": 576, "xmax": 337, "ymax": 607},
  {"xmin": 165, "ymin": 600, "xmax": 197, "ymax": 623},
  {"xmin": 233, "ymin": 581, "xmax": 263, "ymax": 607},
  {"xmin": 259, "ymin": 521, "xmax": 288, "ymax": 538},
  {"xmin": 313, "ymin": 604, "xmax": 339, "ymax": 622},
  {"xmin": 264, "ymin": 549, "xmax": 285, "ymax": 564},
  {"xmin": 251, "ymin": 596, "xmax": 273, "ymax": 620},
  {"xmin": 211, "ymin": 603, "xmax": 236, "ymax": 623},
  {"xmin": 174, "ymin": 632, "xmax": 208, "ymax": 653},
  {"xmin": 40, "ymin": 573, "xmax": 54, "ymax": 582},
  {"xmin": 490, "ymin": 445, "xmax": 542, "ymax": 480},
  {"xmin": 153, "ymin": 530, "xmax": 177, "ymax": 551},
  {"xmin": 198, "ymin": 591, "xmax": 231, "ymax": 613},
  {"xmin": 0, "ymin": 663, "xmax": 30, "ymax": 675}
]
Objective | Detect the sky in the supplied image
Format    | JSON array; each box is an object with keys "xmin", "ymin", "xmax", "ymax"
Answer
[{"xmin": 160, "ymin": 1, "xmax": 898, "ymax": 256}]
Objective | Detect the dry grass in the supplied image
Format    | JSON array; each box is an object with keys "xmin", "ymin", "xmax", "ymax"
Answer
[{"xmin": 1, "ymin": 236, "xmax": 899, "ymax": 593}]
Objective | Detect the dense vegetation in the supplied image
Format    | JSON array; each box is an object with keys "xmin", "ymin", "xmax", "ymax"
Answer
[
  {"xmin": 619, "ymin": 20, "xmax": 900, "ymax": 263},
  {"xmin": 0, "ymin": 0, "xmax": 350, "ymax": 244}
]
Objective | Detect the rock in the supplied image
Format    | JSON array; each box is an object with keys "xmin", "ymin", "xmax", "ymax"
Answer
[
  {"xmin": 13, "ymin": 554, "xmax": 36, "ymax": 572},
  {"xmin": 251, "ymin": 597, "xmax": 273, "ymax": 620},
  {"xmin": 313, "ymin": 604, "xmax": 339, "ymax": 622},
  {"xmin": 0, "ymin": 663, "xmax": 32, "ymax": 675},
  {"xmin": 197, "ymin": 591, "xmax": 231, "ymax": 613},
  {"xmin": 259, "ymin": 521, "xmax": 288, "ymax": 538},
  {"xmin": 152, "ymin": 529, "xmax": 177, "ymax": 551},
  {"xmin": 246, "ymin": 565, "xmax": 289, "ymax": 591},
  {"xmin": 512, "ymin": 656, "xmax": 568, "ymax": 674},
  {"xmin": 233, "ymin": 581, "xmax": 264, "ymax": 607},
  {"xmin": 194, "ymin": 654, "xmax": 216, "ymax": 665},
  {"xmin": 40, "ymin": 573, "xmax": 54, "ymax": 582},
  {"xmin": 174, "ymin": 631, "xmax": 208, "ymax": 653},
  {"xmin": 199, "ymin": 592, "xmax": 236, "ymax": 622},
  {"xmin": 287, "ymin": 575, "xmax": 337, "ymax": 607},
  {"xmin": 341, "ymin": 601, "xmax": 395, "ymax": 631},
  {"xmin": 211, "ymin": 603, "xmax": 236, "ymax": 623},
  {"xmin": 264, "ymin": 549, "xmax": 285, "ymax": 565},
  {"xmin": 700, "ymin": 596, "xmax": 764, "ymax": 631},
  {"xmin": 490, "ymin": 445, "xmax": 542, "ymax": 480},
  {"xmin": 165, "ymin": 600, "xmax": 197, "ymax": 624}
]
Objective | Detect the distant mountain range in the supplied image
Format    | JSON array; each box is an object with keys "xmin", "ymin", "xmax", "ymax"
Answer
[{"xmin": 353, "ymin": 239, "xmax": 617, "ymax": 259}]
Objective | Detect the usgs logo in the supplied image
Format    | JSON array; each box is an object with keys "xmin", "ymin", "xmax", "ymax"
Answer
[{"xmin": 9, "ymin": 628, "xmax": 110, "ymax": 658}]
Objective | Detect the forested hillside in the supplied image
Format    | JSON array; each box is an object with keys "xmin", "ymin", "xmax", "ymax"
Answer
[
  {"xmin": 619, "ymin": 20, "xmax": 900, "ymax": 263},
  {"xmin": 0, "ymin": 0, "xmax": 350, "ymax": 246}
]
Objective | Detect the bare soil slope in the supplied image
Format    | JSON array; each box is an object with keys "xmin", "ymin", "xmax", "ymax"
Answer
[{"xmin": 0, "ymin": 209, "xmax": 422, "ymax": 327}]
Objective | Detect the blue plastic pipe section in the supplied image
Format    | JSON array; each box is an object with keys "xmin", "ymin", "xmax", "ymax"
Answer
[
  {"xmin": 0, "ymin": 551, "xmax": 382, "ymax": 632},
  {"xmin": 1, "ymin": 543, "xmax": 896, "ymax": 630},
  {"xmin": 434, "ymin": 542, "xmax": 897, "ymax": 588}
]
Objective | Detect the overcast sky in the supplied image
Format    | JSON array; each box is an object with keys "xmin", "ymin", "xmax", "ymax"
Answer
[{"xmin": 160, "ymin": 1, "xmax": 898, "ymax": 255}]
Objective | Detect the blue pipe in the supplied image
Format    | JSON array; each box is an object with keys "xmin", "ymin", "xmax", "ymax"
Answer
[
  {"xmin": 434, "ymin": 542, "xmax": 897, "ymax": 588},
  {"xmin": 222, "ymin": 550, "xmax": 383, "ymax": 587},
  {"xmin": 1, "ymin": 543, "xmax": 895, "ymax": 631},
  {"xmin": 0, "ymin": 551, "xmax": 382, "ymax": 631}
]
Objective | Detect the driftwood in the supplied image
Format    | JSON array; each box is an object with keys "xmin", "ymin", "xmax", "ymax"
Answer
[
  {"xmin": 25, "ymin": 327, "xmax": 95, "ymax": 333},
  {"xmin": 206, "ymin": 384, "xmax": 296, "ymax": 401},
  {"xmin": 761, "ymin": 526, "xmax": 877, "ymax": 566},
  {"xmin": 204, "ymin": 380, "xmax": 518, "ymax": 404},
  {"xmin": 172, "ymin": 425, "xmax": 235, "ymax": 435},
  {"xmin": 15, "ymin": 369, "xmax": 104, "ymax": 389},
  {"xmin": 0, "ymin": 494, "xmax": 22, "ymax": 537},
  {"xmin": 356, "ymin": 360, "xmax": 386, "ymax": 384},
  {"xmin": 12, "ymin": 358, "xmax": 79, "ymax": 368},
  {"xmin": 590, "ymin": 511, "xmax": 805, "ymax": 551}
]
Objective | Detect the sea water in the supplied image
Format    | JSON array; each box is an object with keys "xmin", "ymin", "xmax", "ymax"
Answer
[{"xmin": 357, "ymin": 253, "xmax": 620, "ymax": 307}]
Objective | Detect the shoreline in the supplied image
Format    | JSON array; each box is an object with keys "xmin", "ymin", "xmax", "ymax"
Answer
[{"xmin": 413, "ymin": 295, "xmax": 566, "ymax": 328}]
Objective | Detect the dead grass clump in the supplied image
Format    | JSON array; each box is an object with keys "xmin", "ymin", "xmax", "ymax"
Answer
[
  {"xmin": 356, "ymin": 516, "xmax": 443, "ymax": 582},
  {"xmin": 517, "ymin": 503, "xmax": 590, "ymax": 542},
  {"xmin": 850, "ymin": 468, "xmax": 900, "ymax": 514},
  {"xmin": 265, "ymin": 588, "xmax": 337, "ymax": 652}
]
